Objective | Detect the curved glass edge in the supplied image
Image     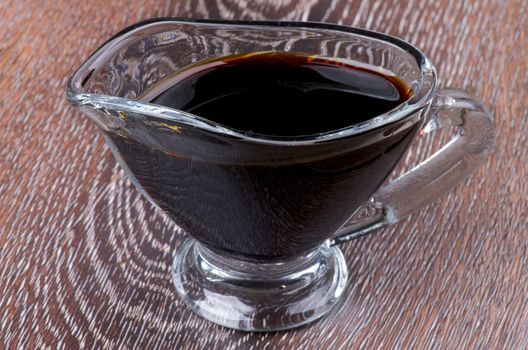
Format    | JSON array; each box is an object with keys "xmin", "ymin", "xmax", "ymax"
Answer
[{"xmin": 66, "ymin": 18, "xmax": 438, "ymax": 146}]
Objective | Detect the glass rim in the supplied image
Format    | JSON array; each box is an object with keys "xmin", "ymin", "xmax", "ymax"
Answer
[{"xmin": 66, "ymin": 18, "xmax": 438, "ymax": 145}]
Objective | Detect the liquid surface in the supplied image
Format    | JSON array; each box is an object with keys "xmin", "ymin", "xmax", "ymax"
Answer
[
  {"xmin": 143, "ymin": 52, "xmax": 412, "ymax": 136},
  {"xmin": 107, "ymin": 52, "xmax": 419, "ymax": 258}
]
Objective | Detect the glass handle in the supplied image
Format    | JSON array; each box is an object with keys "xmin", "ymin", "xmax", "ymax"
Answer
[{"xmin": 332, "ymin": 88, "xmax": 495, "ymax": 245}]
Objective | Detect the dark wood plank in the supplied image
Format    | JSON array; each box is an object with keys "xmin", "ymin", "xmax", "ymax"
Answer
[{"xmin": 1, "ymin": 0, "xmax": 527, "ymax": 349}]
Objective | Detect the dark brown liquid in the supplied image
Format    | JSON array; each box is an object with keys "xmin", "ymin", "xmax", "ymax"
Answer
[
  {"xmin": 106, "ymin": 52, "xmax": 418, "ymax": 258},
  {"xmin": 144, "ymin": 52, "xmax": 412, "ymax": 136}
]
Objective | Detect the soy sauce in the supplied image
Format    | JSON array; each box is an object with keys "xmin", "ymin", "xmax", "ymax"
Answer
[
  {"xmin": 143, "ymin": 52, "xmax": 412, "ymax": 136},
  {"xmin": 105, "ymin": 52, "xmax": 417, "ymax": 258}
]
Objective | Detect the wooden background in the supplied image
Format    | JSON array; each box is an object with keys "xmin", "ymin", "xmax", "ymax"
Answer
[{"xmin": 1, "ymin": 0, "xmax": 527, "ymax": 349}]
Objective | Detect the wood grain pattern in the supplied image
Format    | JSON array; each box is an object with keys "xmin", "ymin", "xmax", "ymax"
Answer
[{"xmin": 1, "ymin": 0, "xmax": 527, "ymax": 349}]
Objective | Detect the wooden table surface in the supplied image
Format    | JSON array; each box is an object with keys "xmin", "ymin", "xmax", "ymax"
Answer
[{"xmin": 1, "ymin": 0, "xmax": 527, "ymax": 349}]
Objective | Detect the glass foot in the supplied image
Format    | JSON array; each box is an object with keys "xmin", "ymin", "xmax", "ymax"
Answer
[{"xmin": 172, "ymin": 238, "xmax": 348, "ymax": 331}]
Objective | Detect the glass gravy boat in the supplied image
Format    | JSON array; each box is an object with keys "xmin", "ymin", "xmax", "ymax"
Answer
[{"xmin": 67, "ymin": 19, "xmax": 494, "ymax": 331}]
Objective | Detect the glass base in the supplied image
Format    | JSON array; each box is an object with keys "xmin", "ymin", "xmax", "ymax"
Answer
[{"xmin": 172, "ymin": 238, "xmax": 348, "ymax": 331}]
